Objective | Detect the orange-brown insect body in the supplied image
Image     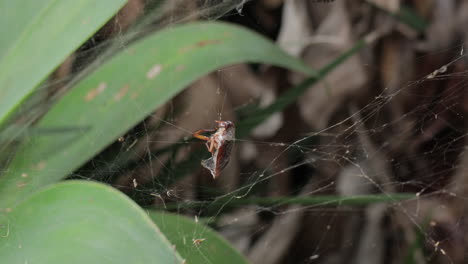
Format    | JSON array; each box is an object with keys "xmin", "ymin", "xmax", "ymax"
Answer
[{"xmin": 193, "ymin": 121, "xmax": 235, "ymax": 179}]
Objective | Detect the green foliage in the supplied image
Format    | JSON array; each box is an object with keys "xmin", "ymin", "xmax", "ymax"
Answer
[
  {"xmin": 237, "ymin": 39, "xmax": 367, "ymax": 137},
  {"xmin": 163, "ymin": 193, "xmax": 417, "ymax": 210},
  {"xmin": 150, "ymin": 211, "xmax": 249, "ymax": 264},
  {"xmin": 0, "ymin": 22, "xmax": 312, "ymax": 210},
  {"xmin": 0, "ymin": 181, "xmax": 183, "ymax": 263},
  {"xmin": 155, "ymin": 39, "xmax": 368, "ymax": 186},
  {"xmin": 0, "ymin": 0, "xmax": 127, "ymax": 125},
  {"xmin": 0, "ymin": 2, "xmax": 419, "ymax": 263},
  {"xmin": 0, "ymin": 2, "xmax": 316, "ymax": 263},
  {"xmin": 364, "ymin": 1, "xmax": 427, "ymax": 33}
]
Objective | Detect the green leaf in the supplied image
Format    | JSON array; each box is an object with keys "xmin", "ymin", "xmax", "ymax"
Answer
[
  {"xmin": 0, "ymin": 181, "xmax": 183, "ymax": 264},
  {"xmin": 395, "ymin": 5, "xmax": 427, "ymax": 33},
  {"xmin": 149, "ymin": 211, "xmax": 249, "ymax": 264},
  {"xmin": 404, "ymin": 213, "xmax": 431, "ymax": 264},
  {"xmin": 365, "ymin": 1, "xmax": 427, "ymax": 33},
  {"xmin": 148, "ymin": 38, "xmax": 368, "ymax": 186},
  {"xmin": 0, "ymin": 22, "xmax": 313, "ymax": 209},
  {"xmin": 0, "ymin": 0, "xmax": 127, "ymax": 126},
  {"xmin": 161, "ymin": 193, "xmax": 417, "ymax": 211},
  {"xmin": 238, "ymin": 39, "xmax": 367, "ymax": 137}
]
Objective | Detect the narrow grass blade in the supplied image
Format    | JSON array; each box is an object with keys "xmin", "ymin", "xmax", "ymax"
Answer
[
  {"xmin": 395, "ymin": 5, "xmax": 428, "ymax": 33},
  {"xmin": 238, "ymin": 39, "xmax": 367, "ymax": 137},
  {"xmin": 162, "ymin": 193, "xmax": 417, "ymax": 211},
  {"xmin": 365, "ymin": 1, "xmax": 427, "ymax": 33}
]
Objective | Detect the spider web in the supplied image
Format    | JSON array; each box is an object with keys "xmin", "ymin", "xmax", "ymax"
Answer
[
  {"xmin": 77, "ymin": 2, "xmax": 468, "ymax": 264},
  {"xmin": 5, "ymin": 0, "xmax": 468, "ymax": 263}
]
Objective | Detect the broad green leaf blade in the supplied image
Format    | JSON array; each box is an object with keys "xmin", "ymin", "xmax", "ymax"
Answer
[
  {"xmin": 149, "ymin": 211, "xmax": 249, "ymax": 264},
  {"xmin": 0, "ymin": 181, "xmax": 183, "ymax": 264},
  {"xmin": 0, "ymin": 0, "xmax": 127, "ymax": 125},
  {"xmin": 0, "ymin": 22, "xmax": 313, "ymax": 209}
]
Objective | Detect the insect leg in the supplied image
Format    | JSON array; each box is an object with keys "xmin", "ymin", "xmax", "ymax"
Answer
[{"xmin": 192, "ymin": 129, "xmax": 215, "ymax": 141}]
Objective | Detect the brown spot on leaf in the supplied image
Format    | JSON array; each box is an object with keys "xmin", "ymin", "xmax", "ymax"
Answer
[
  {"xmin": 16, "ymin": 182, "xmax": 26, "ymax": 188},
  {"xmin": 85, "ymin": 82, "xmax": 107, "ymax": 101},
  {"xmin": 34, "ymin": 161, "xmax": 46, "ymax": 170},
  {"xmin": 146, "ymin": 64, "xmax": 162, "ymax": 79},
  {"xmin": 114, "ymin": 84, "xmax": 130, "ymax": 101},
  {"xmin": 179, "ymin": 39, "xmax": 223, "ymax": 54},
  {"xmin": 176, "ymin": 65, "xmax": 185, "ymax": 72},
  {"xmin": 195, "ymin": 39, "xmax": 223, "ymax": 47}
]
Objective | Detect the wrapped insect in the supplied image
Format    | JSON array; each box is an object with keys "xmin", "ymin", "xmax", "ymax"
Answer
[{"xmin": 193, "ymin": 121, "xmax": 235, "ymax": 179}]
